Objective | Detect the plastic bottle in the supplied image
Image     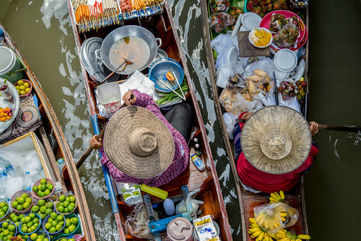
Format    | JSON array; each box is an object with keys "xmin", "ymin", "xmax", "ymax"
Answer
[{"xmin": 57, "ymin": 158, "xmax": 65, "ymax": 173}]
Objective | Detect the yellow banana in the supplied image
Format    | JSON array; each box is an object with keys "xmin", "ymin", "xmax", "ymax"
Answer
[
  {"xmin": 256, "ymin": 232, "xmax": 264, "ymax": 241},
  {"xmin": 296, "ymin": 239, "xmax": 302, "ymax": 241},
  {"xmin": 297, "ymin": 234, "xmax": 311, "ymax": 240},
  {"xmin": 280, "ymin": 190, "xmax": 285, "ymax": 199},
  {"xmin": 249, "ymin": 217, "xmax": 256, "ymax": 223}
]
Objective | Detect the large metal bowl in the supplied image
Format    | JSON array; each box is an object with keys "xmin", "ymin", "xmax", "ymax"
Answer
[{"xmin": 99, "ymin": 25, "xmax": 161, "ymax": 75}]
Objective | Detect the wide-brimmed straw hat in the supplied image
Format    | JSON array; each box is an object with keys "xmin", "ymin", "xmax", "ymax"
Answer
[
  {"xmin": 103, "ymin": 106, "xmax": 175, "ymax": 179},
  {"xmin": 241, "ymin": 106, "xmax": 312, "ymax": 174}
]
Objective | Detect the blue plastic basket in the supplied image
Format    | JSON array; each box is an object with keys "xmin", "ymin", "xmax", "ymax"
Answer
[{"xmin": 19, "ymin": 213, "xmax": 42, "ymax": 235}]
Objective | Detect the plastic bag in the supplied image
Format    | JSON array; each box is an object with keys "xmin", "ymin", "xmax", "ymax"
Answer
[
  {"xmin": 254, "ymin": 202, "xmax": 299, "ymax": 234},
  {"xmin": 125, "ymin": 204, "xmax": 154, "ymax": 239},
  {"xmin": 219, "ymin": 88, "xmax": 263, "ymax": 116},
  {"xmin": 223, "ymin": 112, "xmax": 237, "ymax": 139},
  {"xmin": 244, "ymin": 58, "xmax": 275, "ymax": 79}
]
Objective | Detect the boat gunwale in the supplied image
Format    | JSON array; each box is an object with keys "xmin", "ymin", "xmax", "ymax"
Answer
[
  {"xmin": 199, "ymin": 1, "xmax": 311, "ymax": 240},
  {"xmin": 0, "ymin": 25, "xmax": 96, "ymax": 241}
]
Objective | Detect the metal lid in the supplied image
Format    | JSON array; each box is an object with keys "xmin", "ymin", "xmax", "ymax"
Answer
[
  {"xmin": 0, "ymin": 46, "xmax": 15, "ymax": 74},
  {"xmin": 167, "ymin": 217, "xmax": 193, "ymax": 241},
  {"xmin": 274, "ymin": 49, "xmax": 298, "ymax": 72},
  {"xmin": 80, "ymin": 37, "xmax": 106, "ymax": 82}
]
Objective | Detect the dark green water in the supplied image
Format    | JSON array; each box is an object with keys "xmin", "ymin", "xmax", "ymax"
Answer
[{"xmin": 1, "ymin": 0, "xmax": 360, "ymax": 240}]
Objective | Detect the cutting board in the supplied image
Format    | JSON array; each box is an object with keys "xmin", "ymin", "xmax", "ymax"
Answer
[{"xmin": 237, "ymin": 31, "xmax": 271, "ymax": 57}]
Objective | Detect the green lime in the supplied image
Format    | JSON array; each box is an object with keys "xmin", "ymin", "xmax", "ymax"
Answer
[
  {"xmin": 17, "ymin": 197, "xmax": 25, "ymax": 204},
  {"xmin": 21, "ymin": 226, "xmax": 28, "ymax": 233},
  {"xmin": 30, "ymin": 233, "xmax": 37, "ymax": 240},
  {"xmin": 47, "ymin": 184, "xmax": 53, "ymax": 190},
  {"xmin": 56, "ymin": 224, "xmax": 63, "ymax": 231},
  {"xmin": 71, "ymin": 217, "xmax": 78, "ymax": 225},
  {"xmin": 23, "ymin": 202, "xmax": 30, "ymax": 209},
  {"xmin": 11, "ymin": 201, "xmax": 18, "ymax": 207},
  {"xmin": 45, "ymin": 208, "xmax": 52, "ymax": 215},
  {"xmin": 50, "ymin": 212, "xmax": 57, "ymax": 219},
  {"xmin": 51, "ymin": 221, "xmax": 57, "ymax": 226},
  {"xmin": 16, "ymin": 204, "xmax": 23, "ymax": 210},
  {"xmin": 64, "ymin": 228, "xmax": 70, "ymax": 234},
  {"xmin": 59, "ymin": 195, "xmax": 66, "ymax": 202},
  {"xmin": 2, "ymin": 221, "xmax": 8, "ymax": 228},
  {"xmin": 49, "ymin": 227, "xmax": 56, "ymax": 233},
  {"xmin": 45, "ymin": 202, "xmax": 53, "ymax": 209},
  {"xmin": 45, "ymin": 223, "xmax": 51, "ymax": 230},
  {"xmin": 38, "ymin": 191, "xmax": 44, "ymax": 197},
  {"xmin": 0, "ymin": 211, "xmax": 4, "ymax": 217},
  {"xmin": 68, "ymin": 224, "xmax": 76, "ymax": 233},
  {"xmin": 56, "ymin": 215, "xmax": 63, "ymax": 221},
  {"xmin": 44, "ymin": 189, "xmax": 50, "ymax": 196},
  {"xmin": 21, "ymin": 193, "xmax": 28, "ymax": 199},
  {"xmin": 33, "ymin": 186, "xmax": 39, "ymax": 192},
  {"xmin": 57, "ymin": 206, "xmax": 64, "ymax": 213},
  {"xmin": 8, "ymin": 224, "xmax": 15, "ymax": 232},
  {"xmin": 38, "ymin": 200, "xmax": 45, "ymax": 206},
  {"xmin": 40, "ymin": 185, "xmax": 46, "ymax": 191},
  {"xmin": 40, "ymin": 179, "xmax": 47, "ymax": 185},
  {"xmin": 31, "ymin": 205, "xmax": 39, "ymax": 212}
]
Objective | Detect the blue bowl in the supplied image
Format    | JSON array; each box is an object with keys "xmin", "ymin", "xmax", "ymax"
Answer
[
  {"xmin": 19, "ymin": 213, "xmax": 42, "ymax": 235},
  {"xmin": 149, "ymin": 58, "xmax": 184, "ymax": 93}
]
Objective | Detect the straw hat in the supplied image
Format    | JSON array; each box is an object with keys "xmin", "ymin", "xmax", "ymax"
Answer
[
  {"xmin": 241, "ymin": 106, "xmax": 312, "ymax": 174},
  {"xmin": 103, "ymin": 106, "xmax": 175, "ymax": 179}
]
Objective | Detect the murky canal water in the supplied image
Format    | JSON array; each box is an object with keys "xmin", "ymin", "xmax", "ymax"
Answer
[{"xmin": 1, "ymin": 0, "xmax": 360, "ymax": 240}]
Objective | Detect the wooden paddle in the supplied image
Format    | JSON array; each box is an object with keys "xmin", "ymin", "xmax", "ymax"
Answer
[{"xmin": 318, "ymin": 124, "xmax": 361, "ymax": 133}]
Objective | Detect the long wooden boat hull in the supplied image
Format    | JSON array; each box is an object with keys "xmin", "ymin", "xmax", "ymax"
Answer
[
  {"xmin": 67, "ymin": 0, "xmax": 233, "ymax": 240},
  {"xmin": 199, "ymin": 1, "xmax": 310, "ymax": 240},
  {"xmin": 0, "ymin": 26, "xmax": 96, "ymax": 241}
]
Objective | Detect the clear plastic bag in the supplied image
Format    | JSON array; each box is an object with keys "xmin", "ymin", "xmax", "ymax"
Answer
[
  {"xmin": 223, "ymin": 112, "xmax": 237, "ymax": 139},
  {"xmin": 254, "ymin": 202, "xmax": 299, "ymax": 234}
]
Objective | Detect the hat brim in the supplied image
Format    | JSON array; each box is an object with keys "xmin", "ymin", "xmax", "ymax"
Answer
[
  {"xmin": 241, "ymin": 106, "xmax": 312, "ymax": 174},
  {"xmin": 104, "ymin": 106, "xmax": 175, "ymax": 179}
]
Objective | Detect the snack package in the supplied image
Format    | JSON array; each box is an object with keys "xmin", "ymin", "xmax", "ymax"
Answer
[
  {"xmin": 117, "ymin": 183, "xmax": 143, "ymax": 206},
  {"xmin": 253, "ymin": 202, "xmax": 299, "ymax": 234}
]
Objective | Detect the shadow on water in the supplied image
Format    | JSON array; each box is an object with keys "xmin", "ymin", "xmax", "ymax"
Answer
[{"xmin": 2, "ymin": 0, "xmax": 360, "ymax": 240}]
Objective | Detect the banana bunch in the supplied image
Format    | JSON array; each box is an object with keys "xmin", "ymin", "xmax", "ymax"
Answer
[
  {"xmin": 248, "ymin": 218, "xmax": 274, "ymax": 241},
  {"xmin": 255, "ymin": 211, "xmax": 281, "ymax": 230},
  {"xmin": 272, "ymin": 229, "xmax": 311, "ymax": 241},
  {"xmin": 269, "ymin": 191, "xmax": 285, "ymax": 203}
]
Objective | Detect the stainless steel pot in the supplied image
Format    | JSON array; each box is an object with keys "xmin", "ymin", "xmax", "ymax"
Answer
[{"xmin": 98, "ymin": 25, "xmax": 162, "ymax": 75}]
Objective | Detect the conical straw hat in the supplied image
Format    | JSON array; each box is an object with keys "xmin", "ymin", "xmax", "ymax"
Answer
[
  {"xmin": 103, "ymin": 106, "xmax": 175, "ymax": 179},
  {"xmin": 241, "ymin": 106, "xmax": 312, "ymax": 174}
]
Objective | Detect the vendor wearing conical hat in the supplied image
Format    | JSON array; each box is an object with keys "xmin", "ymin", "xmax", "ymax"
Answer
[
  {"xmin": 90, "ymin": 90, "xmax": 191, "ymax": 187},
  {"xmin": 233, "ymin": 106, "xmax": 319, "ymax": 193}
]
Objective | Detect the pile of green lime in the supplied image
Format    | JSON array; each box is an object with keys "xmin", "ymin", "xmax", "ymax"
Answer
[
  {"xmin": 33, "ymin": 179, "xmax": 54, "ymax": 198},
  {"xmin": 8, "ymin": 212, "xmax": 25, "ymax": 226},
  {"xmin": 55, "ymin": 195, "xmax": 76, "ymax": 214},
  {"xmin": 57, "ymin": 238, "xmax": 75, "ymax": 241},
  {"xmin": 20, "ymin": 213, "xmax": 40, "ymax": 234},
  {"xmin": 11, "ymin": 193, "xmax": 33, "ymax": 212},
  {"xmin": 64, "ymin": 216, "xmax": 79, "ymax": 235},
  {"xmin": 0, "ymin": 201, "xmax": 9, "ymax": 219},
  {"xmin": 31, "ymin": 199, "xmax": 54, "ymax": 219},
  {"xmin": 29, "ymin": 232, "xmax": 49, "ymax": 241},
  {"xmin": 44, "ymin": 212, "xmax": 64, "ymax": 234},
  {"xmin": 0, "ymin": 221, "xmax": 17, "ymax": 241}
]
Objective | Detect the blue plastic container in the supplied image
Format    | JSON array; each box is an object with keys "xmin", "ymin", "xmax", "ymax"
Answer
[{"xmin": 19, "ymin": 213, "xmax": 42, "ymax": 235}]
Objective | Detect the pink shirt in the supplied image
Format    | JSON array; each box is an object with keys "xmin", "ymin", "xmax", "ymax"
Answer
[{"xmin": 100, "ymin": 90, "xmax": 189, "ymax": 187}]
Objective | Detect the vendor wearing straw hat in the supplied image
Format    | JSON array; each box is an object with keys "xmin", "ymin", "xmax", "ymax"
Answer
[
  {"xmin": 90, "ymin": 90, "xmax": 192, "ymax": 187},
  {"xmin": 233, "ymin": 106, "xmax": 319, "ymax": 193}
]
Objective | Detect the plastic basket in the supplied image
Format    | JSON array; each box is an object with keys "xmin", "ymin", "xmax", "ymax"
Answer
[
  {"xmin": 0, "ymin": 199, "xmax": 10, "ymax": 221},
  {"xmin": 0, "ymin": 220, "xmax": 18, "ymax": 238},
  {"xmin": 10, "ymin": 190, "xmax": 34, "ymax": 214},
  {"xmin": 31, "ymin": 178, "xmax": 55, "ymax": 200},
  {"xmin": 53, "ymin": 214, "xmax": 81, "ymax": 240},
  {"xmin": 42, "ymin": 214, "xmax": 66, "ymax": 236},
  {"xmin": 19, "ymin": 213, "xmax": 42, "ymax": 235}
]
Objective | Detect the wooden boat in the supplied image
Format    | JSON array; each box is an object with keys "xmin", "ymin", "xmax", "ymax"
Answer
[
  {"xmin": 66, "ymin": 0, "xmax": 233, "ymax": 240},
  {"xmin": 0, "ymin": 26, "xmax": 96, "ymax": 240},
  {"xmin": 199, "ymin": 1, "xmax": 310, "ymax": 240}
]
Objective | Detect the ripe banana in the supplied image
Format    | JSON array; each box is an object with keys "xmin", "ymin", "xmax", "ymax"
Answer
[
  {"xmin": 269, "ymin": 191, "xmax": 285, "ymax": 203},
  {"xmin": 273, "ymin": 231, "xmax": 311, "ymax": 241},
  {"xmin": 248, "ymin": 218, "xmax": 273, "ymax": 241}
]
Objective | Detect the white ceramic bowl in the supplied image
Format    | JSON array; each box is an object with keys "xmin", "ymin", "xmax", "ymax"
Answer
[{"xmin": 248, "ymin": 27, "xmax": 273, "ymax": 48}]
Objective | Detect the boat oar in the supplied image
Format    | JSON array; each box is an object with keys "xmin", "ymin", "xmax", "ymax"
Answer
[
  {"xmin": 101, "ymin": 58, "xmax": 133, "ymax": 82},
  {"xmin": 76, "ymin": 128, "xmax": 105, "ymax": 169},
  {"xmin": 318, "ymin": 124, "xmax": 361, "ymax": 133}
]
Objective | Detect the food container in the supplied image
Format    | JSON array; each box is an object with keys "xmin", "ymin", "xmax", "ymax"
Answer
[
  {"xmin": 53, "ymin": 214, "xmax": 81, "ymax": 240},
  {"xmin": 167, "ymin": 217, "xmax": 194, "ymax": 241},
  {"xmin": 43, "ymin": 214, "xmax": 66, "ymax": 236},
  {"xmin": 0, "ymin": 46, "xmax": 25, "ymax": 83},
  {"xmin": 0, "ymin": 199, "xmax": 10, "ymax": 221},
  {"xmin": 31, "ymin": 178, "xmax": 55, "ymax": 200},
  {"xmin": 10, "ymin": 190, "xmax": 34, "ymax": 214},
  {"xmin": 80, "ymin": 37, "xmax": 108, "ymax": 83},
  {"xmin": 0, "ymin": 220, "xmax": 17, "ymax": 237},
  {"xmin": 99, "ymin": 25, "xmax": 162, "ymax": 75},
  {"xmin": 248, "ymin": 27, "xmax": 273, "ymax": 48},
  {"xmin": 273, "ymin": 49, "xmax": 298, "ymax": 73},
  {"xmin": 15, "ymin": 79, "xmax": 32, "ymax": 98},
  {"xmin": 96, "ymin": 82, "xmax": 122, "ymax": 115},
  {"xmin": 19, "ymin": 213, "xmax": 42, "ymax": 235}
]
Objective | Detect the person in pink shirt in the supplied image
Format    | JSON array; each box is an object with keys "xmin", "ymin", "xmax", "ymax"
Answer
[{"xmin": 90, "ymin": 89, "xmax": 193, "ymax": 187}]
